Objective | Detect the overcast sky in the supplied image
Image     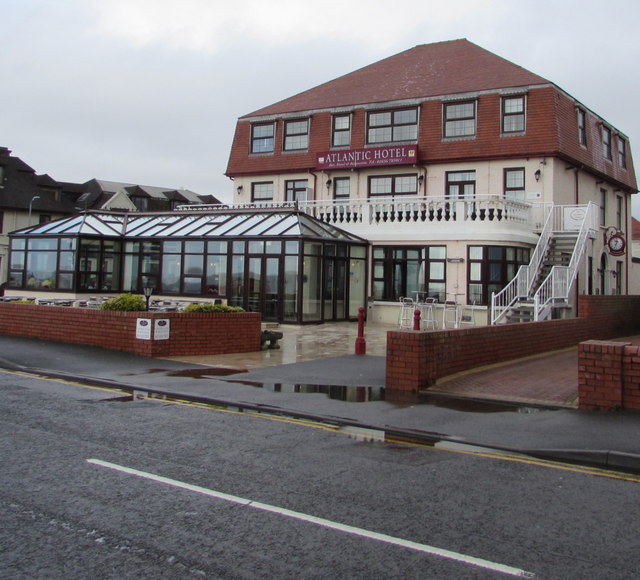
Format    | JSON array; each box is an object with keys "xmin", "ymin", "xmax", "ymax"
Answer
[{"xmin": 2, "ymin": 0, "xmax": 639, "ymax": 213}]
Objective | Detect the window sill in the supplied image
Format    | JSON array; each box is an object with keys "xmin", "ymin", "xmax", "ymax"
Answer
[{"xmin": 442, "ymin": 135, "xmax": 476, "ymax": 142}]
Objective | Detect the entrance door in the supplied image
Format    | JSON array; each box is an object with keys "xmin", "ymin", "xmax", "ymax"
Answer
[
  {"xmin": 247, "ymin": 256, "xmax": 281, "ymax": 321},
  {"xmin": 323, "ymin": 258, "xmax": 347, "ymax": 320}
]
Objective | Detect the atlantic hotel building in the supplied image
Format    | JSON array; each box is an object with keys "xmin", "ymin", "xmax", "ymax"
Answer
[{"xmin": 8, "ymin": 40, "xmax": 638, "ymax": 325}]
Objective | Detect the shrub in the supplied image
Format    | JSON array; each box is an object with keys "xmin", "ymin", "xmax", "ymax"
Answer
[
  {"xmin": 100, "ymin": 293, "xmax": 147, "ymax": 311},
  {"xmin": 182, "ymin": 302, "xmax": 244, "ymax": 313}
]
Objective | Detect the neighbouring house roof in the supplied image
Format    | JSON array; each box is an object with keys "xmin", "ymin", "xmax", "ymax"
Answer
[
  {"xmin": 243, "ymin": 39, "xmax": 550, "ymax": 119},
  {"xmin": 10, "ymin": 209, "xmax": 367, "ymax": 243},
  {"xmin": 86, "ymin": 179, "xmax": 213, "ymax": 205},
  {"xmin": 1, "ymin": 148, "xmax": 223, "ymax": 215},
  {"xmin": 0, "ymin": 148, "xmax": 78, "ymax": 213}
]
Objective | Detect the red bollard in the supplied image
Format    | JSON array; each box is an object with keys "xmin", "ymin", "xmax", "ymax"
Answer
[
  {"xmin": 355, "ymin": 306, "xmax": 367, "ymax": 355},
  {"xmin": 413, "ymin": 308, "xmax": 421, "ymax": 331}
]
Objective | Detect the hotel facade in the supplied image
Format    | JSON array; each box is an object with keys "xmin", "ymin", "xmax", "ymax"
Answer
[
  {"xmin": 224, "ymin": 39, "xmax": 637, "ymax": 324},
  {"xmin": 7, "ymin": 40, "xmax": 638, "ymax": 325}
]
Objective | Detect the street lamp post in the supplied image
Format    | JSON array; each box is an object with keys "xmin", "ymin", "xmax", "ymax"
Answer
[{"xmin": 143, "ymin": 286, "xmax": 154, "ymax": 311}]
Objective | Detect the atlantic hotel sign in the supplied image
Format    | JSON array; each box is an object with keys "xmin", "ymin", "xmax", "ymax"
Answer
[{"xmin": 316, "ymin": 145, "xmax": 418, "ymax": 170}]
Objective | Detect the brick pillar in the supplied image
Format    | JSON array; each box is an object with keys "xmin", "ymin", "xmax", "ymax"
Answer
[
  {"xmin": 578, "ymin": 340, "xmax": 628, "ymax": 411},
  {"xmin": 622, "ymin": 345, "xmax": 640, "ymax": 411},
  {"xmin": 386, "ymin": 330, "xmax": 432, "ymax": 393}
]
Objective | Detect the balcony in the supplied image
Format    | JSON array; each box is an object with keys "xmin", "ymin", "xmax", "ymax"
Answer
[{"xmin": 180, "ymin": 196, "xmax": 543, "ymax": 243}]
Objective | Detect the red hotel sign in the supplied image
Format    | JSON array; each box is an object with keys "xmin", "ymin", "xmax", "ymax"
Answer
[{"xmin": 316, "ymin": 145, "xmax": 418, "ymax": 170}]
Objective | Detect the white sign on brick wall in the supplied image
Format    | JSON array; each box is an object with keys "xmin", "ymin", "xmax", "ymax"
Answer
[
  {"xmin": 154, "ymin": 319, "xmax": 170, "ymax": 340},
  {"xmin": 136, "ymin": 318, "xmax": 152, "ymax": 340}
]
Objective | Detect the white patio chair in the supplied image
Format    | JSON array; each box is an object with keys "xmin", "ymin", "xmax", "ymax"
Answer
[{"xmin": 398, "ymin": 297, "xmax": 415, "ymax": 329}]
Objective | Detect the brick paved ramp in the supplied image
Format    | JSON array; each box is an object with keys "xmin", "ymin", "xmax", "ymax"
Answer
[{"xmin": 430, "ymin": 348, "xmax": 579, "ymax": 408}]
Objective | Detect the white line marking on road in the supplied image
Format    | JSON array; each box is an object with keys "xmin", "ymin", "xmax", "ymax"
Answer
[{"xmin": 87, "ymin": 458, "xmax": 535, "ymax": 578}]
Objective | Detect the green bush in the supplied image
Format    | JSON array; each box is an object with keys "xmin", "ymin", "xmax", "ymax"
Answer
[
  {"xmin": 100, "ymin": 293, "xmax": 147, "ymax": 311},
  {"xmin": 182, "ymin": 302, "xmax": 244, "ymax": 313}
]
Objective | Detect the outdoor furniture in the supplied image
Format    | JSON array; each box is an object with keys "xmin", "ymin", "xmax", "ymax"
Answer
[
  {"xmin": 459, "ymin": 301, "xmax": 476, "ymax": 327},
  {"xmin": 397, "ymin": 297, "xmax": 415, "ymax": 329},
  {"xmin": 419, "ymin": 297, "xmax": 438, "ymax": 330},
  {"xmin": 442, "ymin": 300, "xmax": 461, "ymax": 329}
]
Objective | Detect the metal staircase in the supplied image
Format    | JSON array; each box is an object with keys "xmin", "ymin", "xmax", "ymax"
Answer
[{"xmin": 491, "ymin": 203, "xmax": 598, "ymax": 324}]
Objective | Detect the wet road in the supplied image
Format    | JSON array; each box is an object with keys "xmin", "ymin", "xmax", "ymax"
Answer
[{"xmin": 2, "ymin": 370, "xmax": 640, "ymax": 579}]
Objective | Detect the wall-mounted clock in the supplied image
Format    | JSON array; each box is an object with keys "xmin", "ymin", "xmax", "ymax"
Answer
[{"xmin": 607, "ymin": 233, "xmax": 626, "ymax": 256}]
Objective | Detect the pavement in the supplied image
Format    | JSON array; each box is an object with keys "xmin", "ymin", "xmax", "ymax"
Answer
[{"xmin": 2, "ymin": 320, "xmax": 640, "ymax": 473}]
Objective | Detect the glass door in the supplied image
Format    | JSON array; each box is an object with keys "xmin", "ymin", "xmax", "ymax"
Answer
[
  {"xmin": 247, "ymin": 257, "xmax": 262, "ymax": 314},
  {"xmin": 264, "ymin": 257, "xmax": 280, "ymax": 320},
  {"xmin": 247, "ymin": 256, "xmax": 281, "ymax": 321},
  {"xmin": 323, "ymin": 258, "xmax": 347, "ymax": 320}
]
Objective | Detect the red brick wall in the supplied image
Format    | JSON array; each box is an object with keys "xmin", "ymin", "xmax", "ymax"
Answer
[
  {"xmin": 0, "ymin": 303, "xmax": 262, "ymax": 357},
  {"xmin": 386, "ymin": 295, "xmax": 640, "ymax": 393},
  {"xmin": 578, "ymin": 341, "xmax": 625, "ymax": 411},
  {"xmin": 622, "ymin": 345, "xmax": 640, "ymax": 410},
  {"xmin": 579, "ymin": 341, "xmax": 640, "ymax": 411}
]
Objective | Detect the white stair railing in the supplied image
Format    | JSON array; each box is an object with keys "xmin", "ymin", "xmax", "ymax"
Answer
[
  {"xmin": 491, "ymin": 202, "xmax": 597, "ymax": 325},
  {"xmin": 490, "ymin": 203, "xmax": 554, "ymax": 324},
  {"xmin": 532, "ymin": 202, "xmax": 598, "ymax": 321}
]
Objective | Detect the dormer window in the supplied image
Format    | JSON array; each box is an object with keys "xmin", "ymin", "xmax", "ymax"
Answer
[
  {"xmin": 577, "ymin": 107, "xmax": 587, "ymax": 147},
  {"xmin": 332, "ymin": 114, "xmax": 351, "ymax": 147},
  {"xmin": 251, "ymin": 122, "xmax": 275, "ymax": 154},
  {"xmin": 443, "ymin": 101, "xmax": 476, "ymax": 138},
  {"xmin": 284, "ymin": 119, "xmax": 309, "ymax": 151},
  {"xmin": 502, "ymin": 96, "xmax": 525, "ymax": 134},
  {"xmin": 618, "ymin": 136, "xmax": 627, "ymax": 168},
  {"xmin": 602, "ymin": 126, "xmax": 612, "ymax": 160}
]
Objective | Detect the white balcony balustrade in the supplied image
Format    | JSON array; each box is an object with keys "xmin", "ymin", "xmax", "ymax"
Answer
[{"xmin": 179, "ymin": 195, "xmax": 538, "ymax": 242}]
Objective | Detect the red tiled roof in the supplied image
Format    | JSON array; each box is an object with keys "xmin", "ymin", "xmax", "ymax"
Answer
[
  {"xmin": 632, "ymin": 217, "xmax": 640, "ymax": 240},
  {"xmin": 243, "ymin": 39, "xmax": 549, "ymax": 118}
]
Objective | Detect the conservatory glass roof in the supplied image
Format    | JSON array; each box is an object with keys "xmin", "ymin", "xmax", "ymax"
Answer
[{"xmin": 12, "ymin": 209, "xmax": 366, "ymax": 243}]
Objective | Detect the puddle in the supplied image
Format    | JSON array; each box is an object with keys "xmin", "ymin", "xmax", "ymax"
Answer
[
  {"xmin": 128, "ymin": 368, "xmax": 546, "ymax": 413},
  {"xmin": 419, "ymin": 392, "xmax": 539, "ymax": 413},
  {"xmin": 167, "ymin": 367, "xmax": 248, "ymax": 378},
  {"xmin": 226, "ymin": 379, "xmax": 542, "ymax": 413},
  {"xmin": 129, "ymin": 367, "xmax": 248, "ymax": 378},
  {"xmin": 253, "ymin": 382, "xmax": 385, "ymax": 403}
]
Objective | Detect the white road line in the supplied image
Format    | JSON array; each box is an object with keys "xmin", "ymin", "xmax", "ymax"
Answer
[{"xmin": 87, "ymin": 458, "xmax": 535, "ymax": 578}]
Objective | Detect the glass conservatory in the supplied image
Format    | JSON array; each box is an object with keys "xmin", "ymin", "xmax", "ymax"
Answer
[{"xmin": 8, "ymin": 208, "xmax": 368, "ymax": 324}]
